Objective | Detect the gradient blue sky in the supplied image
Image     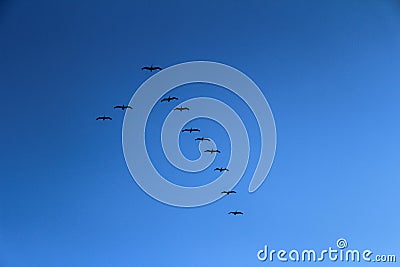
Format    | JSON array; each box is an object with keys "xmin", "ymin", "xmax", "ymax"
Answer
[{"xmin": 1, "ymin": 1, "xmax": 400, "ymax": 266}]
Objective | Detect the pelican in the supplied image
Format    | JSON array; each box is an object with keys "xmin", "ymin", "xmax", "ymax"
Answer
[
  {"xmin": 96, "ymin": 116, "xmax": 112, "ymax": 121},
  {"xmin": 174, "ymin": 106, "xmax": 189, "ymax": 111},
  {"xmin": 114, "ymin": 105, "xmax": 132, "ymax": 110},
  {"xmin": 221, "ymin": 190, "xmax": 236, "ymax": 195},
  {"xmin": 141, "ymin": 65, "xmax": 162, "ymax": 72},
  {"xmin": 228, "ymin": 211, "xmax": 243, "ymax": 215},
  {"xmin": 160, "ymin": 96, "xmax": 178, "ymax": 102},
  {"xmin": 204, "ymin": 149, "xmax": 220, "ymax": 153},
  {"xmin": 181, "ymin": 128, "xmax": 200, "ymax": 133}
]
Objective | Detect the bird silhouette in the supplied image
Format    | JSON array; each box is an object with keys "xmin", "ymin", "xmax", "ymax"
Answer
[
  {"xmin": 141, "ymin": 65, "xmax": 162, "ymax": 72},
  {"xmin": 174, "ymin": 106, "xmax": 189, "ymax": 111},
  {"xmin": 204, "ymin": 149, "xmax": 220, "ymax": 153},
  {"xmin": 96, "ymin": 116, "xmax": 112, "ymax": 121},
  {"xmin": 114, "ymin": 105, "xmax": 132, "ymax": 110},
  {"xmin": 160, "ymin": 96, "xmax": 179, "ymax": 102},
  {"xmin": 215, "ymin": 168, "xmax": 229, "ymax": 172},
  {"xmin": 221, "ymin": 190, "xmax": 236, "ymax": 195},
  {"xmin": 195, "ymin": 137, "xmax": 211, "ymax": 141},
  {"xmin": 228, "ymin": 211, "xmax": 243, "ymax": 215},
  {"xmin": 181, "ymin": 128, "xmax": 200, "ymax": 133}
]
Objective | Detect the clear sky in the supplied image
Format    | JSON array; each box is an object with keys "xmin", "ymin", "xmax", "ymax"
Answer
[{"xmin": 1, "ymin": 0, "xmax": 399, "ymax": 266}]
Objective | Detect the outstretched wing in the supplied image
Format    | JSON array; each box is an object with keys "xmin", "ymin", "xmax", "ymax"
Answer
[
  {"xmin": 160, "ymin": 98, "xmax": 167, "ymax": 102},
  {"xmin": 114, "ymin": 106, "xmax": 122, "ymax": 109},
  {"xmin": 154, "ymin": 67, "xmax": 162, "ymax": 70},
  {"xmin": 142, "ymin": 66, "xmax": 150, "ymax": 70},
  {"xmin": 126, "ymin": 106, "xmax": 133, "ymax": 109}
]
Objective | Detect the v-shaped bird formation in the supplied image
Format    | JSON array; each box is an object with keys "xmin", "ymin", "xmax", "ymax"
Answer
[{"xmin": 96, "ymin": 64, "xmax": 244, "ymax": 216}]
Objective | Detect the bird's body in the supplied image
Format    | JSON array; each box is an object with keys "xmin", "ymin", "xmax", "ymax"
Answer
[
  {"xmin": 204, "ymin": 149, "xmax": 220, "ymax": 153},
  {"xmin": 228, "ymin": 211, "xmax": 243, "ymax": 215},
  {"xmin": 142, "ymin": 65, "xmax": 162, "ymax": 72},
  {"xmin": 181, "ymin": 128, "xmax": 200, "ymax": 133},
  {"xmin": 174, "ymin": 106, "xmax": 189, "ymax": 111},
  {"xmin": 195, "ymin": 137, "xmax": 211, "ymax": 141},
  {"xmin": 96, "ymin": 116, "xmax": 112, "ymax": 121},
  {"xmin": 160, "ymin": 96, "xmax": 179, "ymax": 102},
  {"xmin": 114, "ymin": 105, "xmax": 132, "ymax": 110},
  {"xmin": 215, "ymin": 168, "xmax": 229, "ymax": 172},
  {"xmin": 221, "ymin": 190, "xmax": 236, "ymax": 195}
]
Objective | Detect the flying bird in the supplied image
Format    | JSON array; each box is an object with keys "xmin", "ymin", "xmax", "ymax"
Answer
[
  {"xmin": 96, "ymin": 116, "xmax": 112, "ymax": 121},
  {"xmin": 204, "ymin": 149, "xmax": 220, "ymax": 153},
  {"xmin": 114, "ymin": 105, "xmax": 132, "ymax": 110},
  {"xmin": 181, "ymin": 128, "xmax": 200, "ymax": 133},
  {"xmin": 221, "ymin": 190, "xmax": 236, "ymax": 195},
  {"xmin": 195, "ymin": 137, "xmax": 211, "ymax": 141},
  {"xmin": 174, "ymin": 106, "xmax": 189, "ymax": 111},
  {"xmin": 228, "ymin": 211, "xmax": 243, "ymax": 215},
  {"xmin": 141, "ymin": 65, "xmax": 162, "ymax": 72},
  {"xmin": 160, "ymin": 96, "xmax": 178, "ymax": 102},
  {"xmin": 214, "ymin": 168, "xmax": 229, "ymax": 172}
]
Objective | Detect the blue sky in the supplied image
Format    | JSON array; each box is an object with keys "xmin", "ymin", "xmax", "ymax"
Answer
[{"xmin": 1, "ymin": 0, "xmax": 400, "ymax": 266}]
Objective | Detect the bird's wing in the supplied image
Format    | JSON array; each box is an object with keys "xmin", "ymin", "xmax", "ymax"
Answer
[
  {"xmin": 160, "ymin": 98, "xmax": 167, "ymax": 102},
  {"xmin": 126, "ymin": 106, "xmax": 133, "ymax": 109},
  {"xmin": 155, "ymin": 67, "xmax": 162, "ymax": 70},
  {"xmin": 96, "ymin": 117, "xmax": 100, "ymax": 120},
  {"xmin": 142, "ymin": 67, "xmax": 150, "ymax": 70}
]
